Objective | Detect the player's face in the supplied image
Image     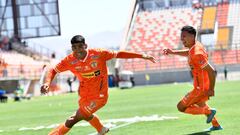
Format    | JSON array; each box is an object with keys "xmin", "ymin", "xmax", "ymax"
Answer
[
  {"xmin": 181, "ymin": 31, "xmax": 195, "ymax": 48},
  {"xmin": 72, "ymin": 43, "xmax": 87, "ymax": 58}
]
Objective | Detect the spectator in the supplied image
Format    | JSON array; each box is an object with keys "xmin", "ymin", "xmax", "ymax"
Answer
[
  {"xmin": 224, "ymin": 66, "xmax": 228, "ymax": 80},
  {"xmin": 0, "ymin": 89, "xmax": 8, "ymax": 103},
  {"xmin": 14, "ymin": 84, "xmax": 25, "ymax": 101},
  {"xmin": 2, "ymin": 60, "xmax": 8, "ymax": 77},
  {"xmin": 130, "ymin": 76, "xmax": 135, "ymax": 87},
  {"xmin": 19, "ymin": 63, "xmax": 24, "ymax": 76},
  {"xmin": 51, "ymin": 52, "xmax": 56, "ymax": 59},
  {"xmin": 67, "ymin": 76, "xmax": 76, "ymax": 93},
  {"xmin": 0, "ymin": 58, "xmax": 7, "ymax": 77},
  {"xmin": 145, "ymin": 74, "xmax": 150, "ymax": 85}
]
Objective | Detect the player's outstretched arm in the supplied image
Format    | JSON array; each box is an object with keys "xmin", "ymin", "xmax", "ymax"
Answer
[
  {"xmin": 40, "ymin": 68, "xmax": 57, "ymax": 94},
  {"xmin": 203, "ymin": 63, "xmax": 216, "ymax": 97},
  {"xmin": 163, "ymin": 48, "xmax": 189, "ymax": 57},
  {"xmin": 116, "ymin": 51, "xmax": 156, "ymax": 63}
]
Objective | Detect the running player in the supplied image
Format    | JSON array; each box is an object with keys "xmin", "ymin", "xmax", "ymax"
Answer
[
  {"xmin": 41, "ymin": 35, "xmax": 156, "ymax": 135},
  {"xmin": 163, "ymin": 26, "xmax": 222, "ymax": 131}
]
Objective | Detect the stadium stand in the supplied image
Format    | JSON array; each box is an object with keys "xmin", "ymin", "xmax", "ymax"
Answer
[
  {"xmin": 217, "ymin": 3, "xmax": 229, "ymax": 27},
  {"xmin": 119, "ymin": 0, "xmax": 240, "ymax": 72},
  {"xmin": 227, "ymin": 1, "xmax": 240, "ymax": 47},
  {"xmin": 0, "ymin": 51, "xmax": 45, "ymax": 78},
  {"xmin": 122, "ymin": 7, "xmax": 202, "ymax": 71}
]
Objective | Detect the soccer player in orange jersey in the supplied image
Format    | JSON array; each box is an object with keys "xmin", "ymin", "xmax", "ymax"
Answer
[
  {"xmin": 163, "ymin": 26, "xmax": 222, "ymax": 131},
  {"xmin": 40, "ymin": 35, "xmax": 156, "ymax": 135}
]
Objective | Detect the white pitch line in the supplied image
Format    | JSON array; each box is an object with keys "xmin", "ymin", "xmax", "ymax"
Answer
[
  {"xmin": 88, "ymin": 121, "xmax": 136, "ymax": 135},
  {"xmin": 16, "ymin": 115, "xmax": 178, "ymax": 132},
  {"xmin": 88, "ymin": 115, "xmax": 178, "ymax": 135}
]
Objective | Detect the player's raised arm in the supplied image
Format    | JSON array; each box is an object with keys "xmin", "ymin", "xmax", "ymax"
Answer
[
  {"xmin": 116, "ymin": 51, "xmax": 156, "ymax": 63},
  {"xmin": 40, "ymin": 68, "xmax": 57, "ymax": 94},
  {"xmin": 163, "ymin": 48, "xmax": 189, "ymax": 56}
]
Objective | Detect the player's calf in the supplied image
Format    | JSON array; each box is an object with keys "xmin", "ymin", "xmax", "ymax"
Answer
[
  {"xmin": 206, "ymin": 109, "xmax": 216, "ymax": 123},
  {"xmin": 48, "ymin": 124, "xmax": 70, "ymax": 135}
]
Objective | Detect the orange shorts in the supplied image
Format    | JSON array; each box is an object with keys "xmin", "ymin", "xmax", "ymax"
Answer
[
  {"xmin": 181, "ymin": 88, "xmax": 209, "ymax": 107},
  {"xmin": 78, "ymin": 98, "xmax": 107, "ymax": 118}
]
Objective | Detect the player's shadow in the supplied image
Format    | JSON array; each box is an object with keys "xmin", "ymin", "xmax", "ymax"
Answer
[{"xmin": 186, "ymin": 131, "xmax": 211, "ymax": 135}]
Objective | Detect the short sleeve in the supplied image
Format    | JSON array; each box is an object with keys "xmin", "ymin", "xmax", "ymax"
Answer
[
  {"xmin": 192, "ymin": 54, "xmax": 208, "ymax": 69},
  {"xmin": 54, "ymin": 57, "xmax": 69, "ymax": 73},
  {"xmin": 100, "ymin": 48, "xmax": 117, "ymax": 61}
]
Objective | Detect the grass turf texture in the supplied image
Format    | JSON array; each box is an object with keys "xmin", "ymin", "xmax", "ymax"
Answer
[{"xmin": 0, "ymin": 80, "xmax": 239, "ymax": 135}]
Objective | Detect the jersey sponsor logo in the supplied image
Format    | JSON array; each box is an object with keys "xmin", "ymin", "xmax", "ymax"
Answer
[
  {"xmin": 90, "ymin": 61, "xmax": 98, "ymax": 68},
  {"xmin": 81, "ymin": 70, "xmax": 101, "ymax": 78},
  {"xmin": 94, "ymin": 70, "xmax": 100, "ymax": 76},
  {"xmin": 82, "ymin": 72, "xmax": 95, "ymax": 78}
]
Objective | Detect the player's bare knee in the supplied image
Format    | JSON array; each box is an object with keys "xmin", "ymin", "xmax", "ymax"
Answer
[
  {"xmin": 65, "ymin": 118, "xmax": 76, "ymax": 128},
  {"xmin": 177, "ymin": 102, "xmax": 186, "ymax": 112},
  {"xmin": 84, "ymin": 114, "xmax": 94, "ymax": 121}
]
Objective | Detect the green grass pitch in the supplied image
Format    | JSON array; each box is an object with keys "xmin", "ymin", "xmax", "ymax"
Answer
[{"xmin": 0, "ymin": 80, "xmax": 239, "ymax": 135}]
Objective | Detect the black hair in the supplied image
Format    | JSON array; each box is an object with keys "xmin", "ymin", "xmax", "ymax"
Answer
[
  {"xmin": 71, "ymin": 35, "xmax": 85, "ymax": 44},
  {"xmin": 181, "ymin": 26, "xmax": 196, "ymax": 37}
]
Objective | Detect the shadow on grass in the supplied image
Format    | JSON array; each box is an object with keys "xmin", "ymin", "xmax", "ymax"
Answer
[{"xmin": 186, "ymin": 131, "xmax": 211, "ymax": 135}]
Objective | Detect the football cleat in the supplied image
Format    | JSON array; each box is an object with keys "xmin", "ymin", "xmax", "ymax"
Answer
[
  {"xmin": 97, "ymin": 127, "xmax": 109, "ymax": 135},
  {"xmin": 205, "ymin": 125, "xmax": 223, "ymax": 131}
]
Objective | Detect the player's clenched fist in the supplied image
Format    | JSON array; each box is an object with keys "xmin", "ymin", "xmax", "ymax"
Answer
[
  {"xmin": 142, "ymin": 54, "xmax": 156, "ymax": 63},
  {"xmin": 163, "ymin": 48, "xmax": 173, "ymax": 55},
  {"xmin": 41, "ymin": 84, "xmax": 49, "ymax": 94}
]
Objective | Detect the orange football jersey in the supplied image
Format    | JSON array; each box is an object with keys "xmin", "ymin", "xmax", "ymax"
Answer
[
  {"xmin": 54, "ymin": 48, "xmax": 117, "ymax": 99},
  {"xmin": 188, "ymin": 41, "xmax": 209, "ymax": 91}
]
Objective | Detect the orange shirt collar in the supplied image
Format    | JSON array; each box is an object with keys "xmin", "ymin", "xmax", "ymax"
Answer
[
  {"xmin": 72, "ymin": 49, "xmax": 89, "ymax": 62},
  {"xmin": 188, "ymin": 41, "xmax": 201, "ymax": 55}
]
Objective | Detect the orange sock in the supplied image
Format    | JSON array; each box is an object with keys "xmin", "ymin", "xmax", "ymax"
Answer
[
  {"xmin": 184, "ymin": 105, "xmax": 211, "ymax": 115},
  {"xmin": 88, "ymin": 114, "xmax": 103, "ymax": 132},
  {"xmin": 211, "ymin": 117, "xmax": 220, "ymax": 127},
  {"xmin": 48, "ymin": 124, "xmax": 70, "ymax": 135},
  {"xmin": 202, "ymin": 105, "xmax": 220, "ymax": 127}
]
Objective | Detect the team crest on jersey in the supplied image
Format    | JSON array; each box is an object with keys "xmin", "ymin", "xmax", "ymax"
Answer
[
  {"xmin": 90, "ymin": 61, "xmax": 98, "ymax": 68},
  {"xmin": 70, "ymin": 60, "xmax": 78, "ymax": 65},
  {"xmin": 81, "ymin": 70, "xmax": 101, "ymax": 78}
]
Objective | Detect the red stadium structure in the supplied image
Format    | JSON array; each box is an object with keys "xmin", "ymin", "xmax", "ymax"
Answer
[
  {"xmin": 115, "ymin": 0, "xmax": 240, "ymax": 85},
  {"xmin": 1, "ymin": 0, "xmax": 240, "ymax": 96}
]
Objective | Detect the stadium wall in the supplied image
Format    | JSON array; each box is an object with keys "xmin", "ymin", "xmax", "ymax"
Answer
[
  {"xmin": 131, "ymin": 64, "xmax": 240, "ymax": 86},
  {"xmin": 132, "ymin": 70, "xmax": 192, "ymax": 85},
  {"xmin": 0, "ymin": 80, "xmax": 18, "ymax": 93}
]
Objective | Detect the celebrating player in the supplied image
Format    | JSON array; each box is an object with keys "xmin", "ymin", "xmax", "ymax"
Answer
[
  {"xmin": 163, "ymin": 26, "xmax": 222, "ymax": 131},
  {"xmin": 40, "ymin": 35, "xmax": 156, "ymax": 135}
]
